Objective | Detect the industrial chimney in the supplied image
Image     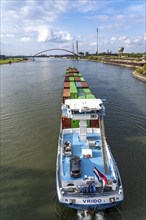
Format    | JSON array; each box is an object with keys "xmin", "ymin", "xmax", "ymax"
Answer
[
  {"xmin": 97, "ymin": 28, "xmax": 98, "ymax": 54},
  {"xmin": 76, "ymin": 40, "xmax": 78, "ymax": 55}
]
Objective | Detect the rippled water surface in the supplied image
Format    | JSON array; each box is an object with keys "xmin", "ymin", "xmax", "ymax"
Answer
[{"xmin": 1, "ymin": 58, "xmax": 146, "ymax": 220}]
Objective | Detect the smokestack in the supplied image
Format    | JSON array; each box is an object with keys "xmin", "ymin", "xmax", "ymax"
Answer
[
  {"xmin": 72, "ymin": 43, "xmax": 74, "ymax": 53},
  {"xmin": 76, "ymin": 40, "xmax": 78, "ymax": 55},
  {"xmin": 97, "ymin": 28, "xmax": 98, "ymax": 54}
]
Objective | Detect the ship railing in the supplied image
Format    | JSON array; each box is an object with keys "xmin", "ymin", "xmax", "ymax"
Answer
[
  {"xmin": 104, "ymin": 140, "xmax": 117, "ymax": 180},
  {"xmin": 59, "ymin": 186, "xmax": 120, "ymax": 197},
  {"xmin": 62, "ymin": 128, "xmax": 100, "ymax": 135}
]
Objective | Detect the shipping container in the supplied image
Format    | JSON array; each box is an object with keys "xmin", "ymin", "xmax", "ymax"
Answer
[
  {"xmin": 70, "ymin": 86, "xmax": 77, "ymax": 93},
  {"xmin": 70, "ymin": 82, "xmax": 76, "ymax": 88},
  {"xmin": 86, "ymin": 94, "xmax": 96, "ymax": 99},
  {"xmin": 69, "ymin": 77, "xmax": 75, "ymax": 82},
  {"xmin": 62, "ymin": 117, "xmax": 71, "ymax": 129},
  {"xmin": 64, "ymin": 82, "xmax": 70, "ymax": 88},
  {"xmin": 77, "ymin": 88, "xmax": 84, "ymax": 93},
  {"xmin": 71, "ymin": 120, "xmax": 80, "ymax": 128},
  {"xmin": 90, "ymin": 119, "xmax": 99, "ymax": 128},
  {"xmin": 66, "ymin": 73, "xmax": 74, "ymax": 77},
  {"xmin": 65, "ymin": 76, "xmax": 70, "ymax": 82},
  {"xmin": 75, "ymin": 82, "xmax": 82, "ymax": 88},
  {"xmin": 78, "ymin": 96, "xmax": 86, "ymax": 99},
  {"xmin": 63, "ymin": 89, "xmax": 70, "ymax": 97},
  {"xmin": 78, "ymin": 91, "xmax": 85, "ymax": 96},
  {"xmin": 70, "ymin": 69, "xmax": 79, "ymax": 73},
  {"xmin": 70, "ymin": 93, "xmax": 78, "ymax": 99},
  {"xmin": 80, "ymin": 77, "xmax": 85, "ymax": 82},
  {"xmin": 87, "ymin": 120, "xmax": 90, "ymax": 128},
  {"xmin": 74, "ymin": 76, "xmax": 80, "ymax": 81},
  {"xmin": 83, "ymin": 88, "xmax": 91, "ymax": 94},
  {"xmin": 81, "ymin": 82, "xmax": 88, "ymax": 88}
]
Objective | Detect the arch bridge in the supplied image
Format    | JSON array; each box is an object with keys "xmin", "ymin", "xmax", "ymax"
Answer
[{"xmin": 32, "ymin": 48, "xmax": 80, "ymax": 60}]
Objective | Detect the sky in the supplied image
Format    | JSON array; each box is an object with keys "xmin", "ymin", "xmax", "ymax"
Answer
[{"xmin": 1, "ymin": 0, "xmax": 146, "ymax": 56}]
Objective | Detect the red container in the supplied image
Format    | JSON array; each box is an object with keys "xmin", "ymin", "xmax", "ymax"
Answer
[
  {"xmin": 90, "ymin": 119, "xmax": 99, "ymax": 128},
  {"xmin": 63, "ymin": 89, "xmax": 70, "ymax": 103},
  {"xmin": 74, "ymin": 76, "xmax": 80, "ymax": 81},
  {"xmin": 64, "ymin": 82, "xmax": 70, "ymax": 88},
  {"xmin": 71, "ymin": 69, "xmax": 79, "ymax": 73},
  {"xmin": 66, "ymin": 73, "xmax": 74, "ymax": 77},
  {"xmin": 62, "ymin": 117, "xmax": 71, "ymax": 128},
  {"xmin": 81, "ymin": 82, "xmax": 88, "ymax": 88},
  {"xmin": 65, "ymin": 76, "xmax": 70, "ymax": 82},
  {"xmin": 63, "ymin": 89, "xmax": 70, "ymax": 97}
]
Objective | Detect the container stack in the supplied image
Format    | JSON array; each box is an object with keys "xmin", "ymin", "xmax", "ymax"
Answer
[
  {"xmin": 63, "ymin": 66, "xmax": 96, "ymax": 103},
  {"xmin": 62, "ymin": 67, "xmax": 98, "ymax": 129}
]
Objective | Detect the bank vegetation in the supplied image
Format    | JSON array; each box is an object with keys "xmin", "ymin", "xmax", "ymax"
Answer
[{"xmin": 0, "ymin": 57, "xmax": 28, "ymax": 65}]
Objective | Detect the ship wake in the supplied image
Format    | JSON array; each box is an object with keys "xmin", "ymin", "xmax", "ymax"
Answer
[{"xmin": 77, "ymin": 210, "xmax": 105, "ymax": 220}]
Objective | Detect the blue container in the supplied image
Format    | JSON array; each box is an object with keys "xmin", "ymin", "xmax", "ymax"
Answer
[{"xmin": 75, "ymin": 82, "xmax": 82, "ymax": 88}]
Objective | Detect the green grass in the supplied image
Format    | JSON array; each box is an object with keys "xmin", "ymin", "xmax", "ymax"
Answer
[
  {"xmin": 0, "ymin": 58, "xmax": 26, "ymax": 65},
  {"xmin": 135, "ymin": 64, "xmax": 146, "ymax": 76}
]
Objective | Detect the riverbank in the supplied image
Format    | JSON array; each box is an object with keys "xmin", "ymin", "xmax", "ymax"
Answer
[
  {"xmin": 132, "ymin": 70, "xmax": 146, "ymax": 83},
  {"xmin": 0, "ymin": 58, "xmax": 28, "ymax": 65},
  {"xmin": 83, "ymin": 55, "xmax": 146, "ymax": 83},
  {"xmin": 100, "ymin": 59, "xmax": 145, "ymax": 68},
  {"xmin": 86, "ymin": 56, "xmax": 146, "ymax": 68}
]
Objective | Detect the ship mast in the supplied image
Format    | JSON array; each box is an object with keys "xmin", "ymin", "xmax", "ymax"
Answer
[{"xmin": 99, "ymin": 113, "xmax": 108, "ymax": 174}]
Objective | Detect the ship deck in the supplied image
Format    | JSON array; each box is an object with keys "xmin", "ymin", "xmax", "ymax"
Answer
[{"xmin": 61, "ymin": 128, "xmax": 112, "ymax": 182}]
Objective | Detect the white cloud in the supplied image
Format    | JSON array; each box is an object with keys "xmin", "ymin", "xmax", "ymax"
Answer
[
  {"xmin": 72, "ymin": 0, "xmax": 99, "ymax": 13},
  {"xmin": 90, "ymin": 42, "xmax": 96, "ymax": 46},
  {"xmin": 6, "ymin": 34, "xmax": 14, "ymax": 38},
  {"xmin": 116, "ymin": 15, "xmax": 125, "ymax": 20},
  {"xmin": 52, "ymin": 31, "xmax": 73, "ymax": 43},
  {"xmin": 119, "ymin": 36, "xmax": 128, "ymax": 41},
  {"xmin": 23, "ymin": 25, "xmax": 73, "ymax": 43},
  {"xmin": 37, "ymin": 26, "xmax": 52, "ymax": 42},
  {"xmin": 124, "ymin": 38, "xmax": 132, "ymax": 45},
  {"xmin": 20, "ymin": 37, "xmax": 31, "ymax": 42},
  {"xmin": 111, "ymin": 37, "xmax": 116, "ymax": 41}
]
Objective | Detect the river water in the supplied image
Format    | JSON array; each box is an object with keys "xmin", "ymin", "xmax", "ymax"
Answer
[{"xmin": 1, "ymin": 58, "xmax": 146, "ymax": 220}]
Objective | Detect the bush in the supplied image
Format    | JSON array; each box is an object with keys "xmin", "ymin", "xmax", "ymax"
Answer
[{"xmin": 136, "ymin": 68, "xmax": 143, "ymax": 74}]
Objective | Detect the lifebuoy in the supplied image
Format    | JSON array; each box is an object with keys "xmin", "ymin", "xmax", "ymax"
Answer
[{"xmin": 86, "ymin": 154, "xmax": 90, "ymax": 158}]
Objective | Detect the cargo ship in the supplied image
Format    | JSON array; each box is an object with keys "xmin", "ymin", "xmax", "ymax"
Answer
[{"xmin": 56, "ymin": 67, "xmax": 124, "ymax": 211}]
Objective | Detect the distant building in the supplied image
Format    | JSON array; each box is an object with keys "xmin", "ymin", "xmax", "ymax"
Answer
[
  {"xmin": 118, "ymin": 47, "xmax": 124, "ymax": 54},
  {"xmin": 78, "ymin": 52, "xmax": 84, "ymax": 56},
  {"xmin": 0, "ymin": 55, "xmax": 6, "ymax": 59}
]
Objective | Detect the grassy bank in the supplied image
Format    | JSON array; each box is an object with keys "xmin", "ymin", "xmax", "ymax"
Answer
[
  {"xmin": 0, "ymin": 58, "xmax": 27, "ymax": 65},
  {"xmin": 132, "ymin": 64, "xmax": 146, "ymax": 83},
  {"xmin": 135, "ymin": 64, "xmax": 146, "ymax": 76}
]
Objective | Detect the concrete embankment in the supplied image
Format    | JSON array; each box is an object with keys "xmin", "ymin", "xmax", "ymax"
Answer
[
  {"xmin": 132, "ymin": 71, "xmax": 146, "ymax": 83},
  {"xmin": 101, "ymin": 59, "xmax": 145, "ymax": 68}
]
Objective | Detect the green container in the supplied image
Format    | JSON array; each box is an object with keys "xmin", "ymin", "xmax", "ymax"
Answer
[
  {"xmin": 87, "ymin": 120, "xmax": 90, "ymax": 127},
  {"xmin": 78, "ymin": 96, "xmax": 86, "ymax": 99},
  {"xmin": 70, "ymin": 93, "xmax": 78, "ymax": 99},
  {"xmin": 69, "ymin": 77, "xmax": 74, "ymax": 81},
  {"xmin": 80, "ymin": 77, "xmax": 85, "ymax": 82},
  {"xmin": 78, "ymin": 88, "xmax": 84, "ymax": 93},
  {"xmin": 83, "ymin": 88, "xmax": 91, "ymax": 93},
  {"xmin": 86, "ymin": 94, "xmax": 96, "ymax": 99},
  {"xmin": 70, "ymin": 82, "xmax": 76, "ymax": 88},
  {"xmin": 71, "ymin": 120, "xmax": 79, "ymax": 128},
  {"xmin": 70, "ymin": 86, "xmax": 77, "ymax": 93}
]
